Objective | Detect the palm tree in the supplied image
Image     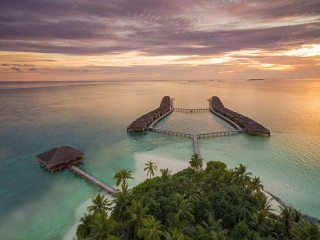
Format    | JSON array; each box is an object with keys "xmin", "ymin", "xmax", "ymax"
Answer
[
  {"xmin": 138, "ymin": 216, "xmax": 164, "ymax": 240},
  {"xmin": 76, "ymin": 213, "xmax": 93, "ymax": 239},
  {"xmin": 112, "ymin": 183, "xmax": 131, "ymax": 220},
  {"xmin": 189, "ymin": 153, "xmax": 203, "ymax": 171},
  {"xmin": 87, "ymin": 193, "xmax": 111, "ymax": 215},
  {"xmin": 251, "ymin": 176, "xmax": 264, "ymax": 190},
  {"xmin": 90, "ymin": 212, "xmax": 118, "ymax": 239},
  {"xmin": 107, "ymin": 236, "xmax": 122, "ymax": 240},
  {"xmin": 278, "ymin": 207, "xmax": 302, "ymax": 238},
  {"xmin": 290, "ymin": 221, "xmax": 320, "ymax": 240},
  {"xmin": 108, "ymin": 235, "xmax": 121, "ymax": 240},
  {"xmin": 113, "ymin": 169, "xmax": 133, "ymax": 187},
  {"xmin": 233, "ymin": 164, "xmax": 252, "ymax": 185},
  {"xmin": 160, "ymin": 168, "xmax": 172, "ymax": 180},
  {"xmin": 209, "ymin": 231, "xmax": 229, "ymax": 240},
  {"xmin": 165, "ymin": 228, "xmax": 185, "ymax": 240},
  {"xmin": 126, "ymin": 199, "xmax": 149, "ymax": 238},
  {"xmin": 144, "ymin": 160, "xmax": 158, "ymax": 179},
  {"xmin": 249, "ymin": 210, "xmax": 271, "ymax": 235},
  {"xmin": 170, "ymin": 194, "xmax": 194, "ymax": 222},
  {"xmin": 201, "ymin": 214, "xmax": 223, "ymax": 234},
  {"xmin": 167, "ymin": 214, "xmax": 189, "ymax": 233}
]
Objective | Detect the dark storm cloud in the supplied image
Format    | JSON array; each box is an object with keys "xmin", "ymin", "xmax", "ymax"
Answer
[{"xmin": 0, "ymin": 0, "xmax": 319, "ymax": 55}]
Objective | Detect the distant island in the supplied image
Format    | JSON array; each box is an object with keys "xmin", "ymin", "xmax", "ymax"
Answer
[
  {"xmin": 248, "ymin": 79, "xmax": 265, "ymax": 81},
  {"xmin": 76, "ymin": 154, "xmax": 320, "ymax": 240}
]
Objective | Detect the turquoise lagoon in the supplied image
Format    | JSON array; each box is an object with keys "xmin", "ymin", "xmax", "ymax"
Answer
[{"xmin": 0, "ymin": 79, "xmax": 319, "ymax": 239}]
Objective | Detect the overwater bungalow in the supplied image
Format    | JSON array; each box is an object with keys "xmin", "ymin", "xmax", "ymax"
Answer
[
  {"xmin": 211, "ymin": 96, "xmax": 270, "ymax": 136},
  {"xmin": 243, "ymin": 122, "xmax": 270, "ymax": 136},
  {"xmin": 127, "ymin": 96, "xmax": 172, "ymax": 132},
  {"xmin": 36, "ymin": 146, "xmax": 84, "ymax": 172}
]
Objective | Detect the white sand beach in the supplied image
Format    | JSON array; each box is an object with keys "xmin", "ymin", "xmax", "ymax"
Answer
[{"xmin": 64, "ymin": 152, "xmax": 282, "ymax": 239}]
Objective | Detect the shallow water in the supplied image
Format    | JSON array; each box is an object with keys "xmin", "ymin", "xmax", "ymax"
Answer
[{"xmin": 0, "ymin": 79, "xmax": 319, "ymax": 239}]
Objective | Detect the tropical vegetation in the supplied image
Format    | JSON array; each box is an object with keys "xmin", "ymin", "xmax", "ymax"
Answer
[{"xmin": 77, "ymin": 155, "xmax": 319, "ymax": 240}]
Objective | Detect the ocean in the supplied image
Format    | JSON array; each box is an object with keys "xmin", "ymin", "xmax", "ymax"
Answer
[{"xmin": 0, "ymin": 79, "xmax": 319, "ymax": 239}]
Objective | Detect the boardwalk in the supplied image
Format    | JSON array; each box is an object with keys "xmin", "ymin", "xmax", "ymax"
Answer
[
  {"xmin": 193, "ymin": 135, "xmax": 200, "ymax": 155},
  {"xmin": 197, "ymin": 130, "xmax": 241, "ymax": 138},
  {"xmin": 150, "ymin": 128, "xmax": 240, "ymax": 139},
  {"xmin": 174, "ymin": 108, "xmax": 209, "ymax": 112},
  {"xmin": 150, "ymin": 127, "xmax": 240, "ymax": 156},
  {"xmin": 209, "ymin": 108, "xmax": 243, "ymax": 132},
  {"xmin": 128, "ymin": 97, "xmax": 251, "ymax": 159},
  {"xmin": 68, "ymin": 165, "xmax": 118, "ymax": 195},
  {"xmin": 150, "ymin": 128, "xmax": 193, "ymax": 138}
]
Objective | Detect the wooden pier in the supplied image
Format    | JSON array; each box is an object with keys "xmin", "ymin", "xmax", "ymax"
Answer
[
  {"xmin": 193, "ymin": 135, "xmax": 200, "ymax": 155},
  {"xmin": 68, "ymin": 165, "xmax": 117, "ymax": 195},
  {"xmin": 209, "ymin": 108, "xmax": 243, "ymax": 132},
  {"xmin": 174, "ymin": 108, "xmax": 209, "ymax": 112},
  {"xmin": 197, "ymin": 130, "xmax": 241, "ymax": 138},
  {"xmin": 128, "ymin": 96, "xmax": 270, "ymax": 160},
  {"xmin": 150, "ymin": 128, "xmax": 193, "ymax": 138},
  {"xmin": 149, "ymin": 127, "xmax": 241, "ymax": 156},
  {"xmin": 210, "ymin": 96, "xmax": 270, "ymax": 136}
]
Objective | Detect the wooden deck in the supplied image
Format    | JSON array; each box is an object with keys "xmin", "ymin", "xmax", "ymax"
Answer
[
  {"xmin": 197, "ymin": 130, "xmax": 241, "ymax": 138},
  {"xmin": 209, "ymin": 108, "xmax": 243, "ymax": 132},
  {"xmin": 149, "ymin": 127, "xmax": 241, "ymax": 156},
  {"xmin": 193, "ymin": 135, "xmax": 200, "ymax": 156},
  {"xmin": 129, "ymin": 97, "xmax": 248, "ymax": 158},
  {"xmin": 174, "ymin": 108, "xmax": 209, "ymax": 112},
  {"xmin": 68, "ymin": 165, "xmax": 117, "ymax": 195},
  {"xmin": 150, "ymin": 128, "xmax": 193, "ymax": 138}
]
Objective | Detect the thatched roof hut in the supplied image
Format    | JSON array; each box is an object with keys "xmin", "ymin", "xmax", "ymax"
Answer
[
  {"xmin": 37, "ymin": 146, "xmax": 84, "ymax": 172},
  {"xmin": 211, "ymin": 96, "xmax": 270, "ymax": 136},
  {"xmin": 127, "ymin": 96, "xmax": 172, "ymax": 132}
]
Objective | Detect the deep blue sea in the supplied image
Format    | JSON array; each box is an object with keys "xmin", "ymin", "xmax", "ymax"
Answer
[{"xmin": 0, "ymin": 79, "xmax": 319, "ymax": 239}]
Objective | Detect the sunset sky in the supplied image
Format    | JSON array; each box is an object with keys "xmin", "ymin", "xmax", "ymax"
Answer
[{"xmin": 0, "ymin": 0, "xmax": 320, "ymax": 81}]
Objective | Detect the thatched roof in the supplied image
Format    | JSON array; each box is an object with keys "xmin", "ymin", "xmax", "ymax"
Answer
[
  {"xmin": 211, "ymin": 96, "xmax": 270, "ymax": 136},
  {"xmin": 37, "ymin": 146, "xmax": 84, "ymax": 167},
  {"xmin": 127, "ymin": 96, "xmax": 171, "ymax": 131}
]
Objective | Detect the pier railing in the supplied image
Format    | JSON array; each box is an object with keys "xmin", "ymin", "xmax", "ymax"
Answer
[
  {"xmin": 174, "ymin": 108, "xmax": 209, "ymax": 112},
  {"xmin": 150, "ymin": 128, "xmax": 193, "ymax": 138},
  {"xmin": 68, "ymin": 165, "xmax": 117, "ymax": 195}
]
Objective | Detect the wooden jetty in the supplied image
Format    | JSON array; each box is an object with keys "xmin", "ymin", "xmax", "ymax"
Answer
[
  {"xmin": 193, "ymin": 135, "xmax": 200, "ymax": 155},
  {"xmin": 197, "ymin": 130, "xmax": 241, "ymax": 138},
  {"xmin": 37, "ymin": 147, "xmax": 117, "ymax": 194},
  {"xmin": 209, "ymin": 108, "xmax": 243, "ymax": 132},
  {"xmin": 128, "ymin": 95, "xmax": 270, "ymax": 159},
  {"xmin": 68, "ymin": 165, "xmax": 117, "ymax": 195},
  {"xmin": 150, "ymin": 128, "xmax": 193, "ymax": 138},
  {"xmin": 210, "ymin": 96, "xmax": 270, "ymax": 136},
  {"xmin": 174, "ymin": 108, "xmax": 209, "ymax": 112},
  {"xmin": 127, "ymin": 96, "xmax": 172, "ymax": 132}
]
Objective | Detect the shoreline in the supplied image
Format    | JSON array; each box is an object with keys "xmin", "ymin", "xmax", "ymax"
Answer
[{"xmin": 63, "ymin": 152, "xmax": 319, "ymax": 239}]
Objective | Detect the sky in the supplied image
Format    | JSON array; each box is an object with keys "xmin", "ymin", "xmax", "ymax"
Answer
[{"xmin": 0, "ymin": 0, "xmax": 320, "ymax": 81}]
